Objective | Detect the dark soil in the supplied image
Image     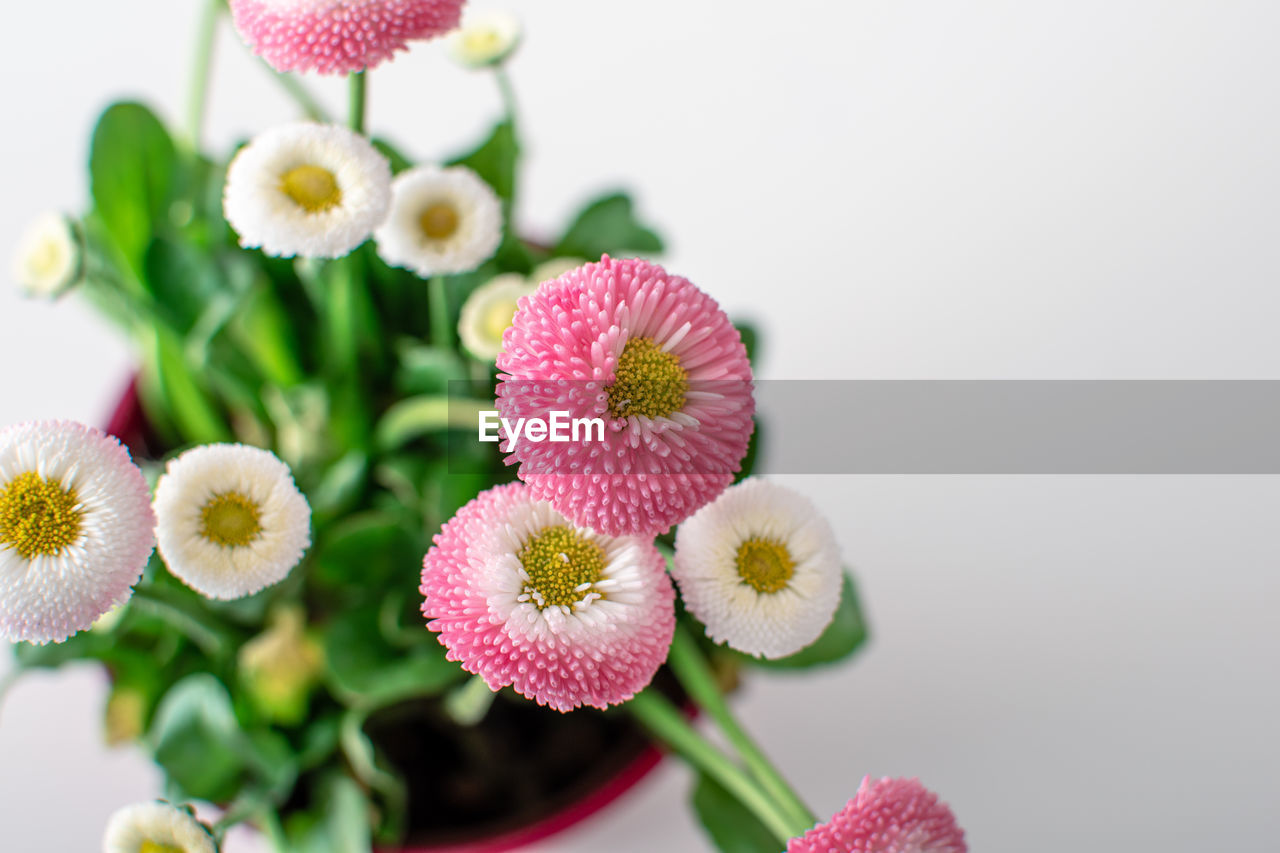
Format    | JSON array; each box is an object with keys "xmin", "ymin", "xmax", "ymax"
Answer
[{"xmin": 365, "ymin": 669, "xmax": 682, "ymax": 849}]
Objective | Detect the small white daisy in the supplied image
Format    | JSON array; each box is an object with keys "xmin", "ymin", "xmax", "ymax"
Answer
[
  {"xmin": 11, "ymin": 213, "xmax": 80, "ymax": 298},
  {"xmin": 672, "ymin": 478, "xmax": 843, "ymax": 659},
  {"xmin": 458, "ymin": 272, "xmax": 534, "ymax": 361},
  {"xmin": 103, "ymin": 801, "xmax": 218, "ymax": 853},
  {"xmin": 223, "ymin": 122, "xmax": 392, "ymax": 259},
  {"xmin": 0, "ymin": 421, "xmax": 155, "ymax": 645},
  {"xmin": 374, "ymin": 165, "xmax": 503, "ymax": 277},
  {"xmin": 444, "ymin": 11, "xmax": 522, "ymax": 69},
  {"xmin": 153, "ymin": 444, "xmax": 311, "ymax": 601}
]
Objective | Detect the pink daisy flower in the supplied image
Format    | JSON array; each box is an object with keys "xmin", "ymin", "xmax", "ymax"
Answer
[
  {"xmin": 788, "ymin": 777, "xmax": 967, "ymax": 853},
  {"xmin": 230, "ymin": 0, "xmax": 466, "ymax": 75},
  {"xmin": 421, "ymin": 482, "xmax": 676, "ymax": 712},
  {"xmin": 495, "ymin": 256, "xmax": 754, "ymax": 537}
]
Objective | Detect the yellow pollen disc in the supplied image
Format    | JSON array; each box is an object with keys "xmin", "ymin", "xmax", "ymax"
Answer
[
  {"xmin": 200, "ymin": 492, "xmax": 263, "ymax": 548},
  {"xmin": 518, "ymin": 525, "xmax": 607, "ymax": 610},
  {"xmin": 464, "ymin": 29, "xmax": 503, "ymax": 54},
  {"xmin": 736, "ymin": 538, "xmax": 796, "ymax": 594},
  {"xmin": 606, "ymin": 336, "xmax": 689, "ymax": 419},
  {"xmin": 139, "ymin": 841, "xmax": 185, "ymax": 853},
  {"xmin": 419, "ymin": 202, "xmax": 461, "ymax": 240},
  {"xmin": 482, "ymin": 298, "xmax": 520, "ymax": 342},
  {"xmin": 0, "ymin": 472, "xmax": 83, "ymax": 560},
  {"xmin": 280, "ymin": 164, "xmax": 343, "ymax": 213}
]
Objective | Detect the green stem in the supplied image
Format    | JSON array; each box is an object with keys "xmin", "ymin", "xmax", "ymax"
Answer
[
  {"xmin": 428, "ymin": 277, "xmax": 454, "ymax": 349},
  {"xmin": 213, "ymin": 787, "xmax": 277, "ymax": 839},
  {"xmin": 627, "ymin": 690, "xmax": 805, "ymax": 844},
  {"xmin": 259, "ymin": 60, "xmax": 331, "ymax": 122},
  {"xmin": 348, "ymin": 71, "xmax": 367, "ymax": 134},
  {"xmin": 129, "ymin": 585, "xmax": 236, "ymax": 658},
  {"xmin": 667, "ymin": 623, "xmax": 818, "ymax": 830},
  {"xmin": 326, "ymin": 256, "xmax": 361, "ymax": 375},
  {"xmin": 185, "ymin": 0, "xmax": 223, "ymax": 149},
  {"xmin": 495, "ymin": 67, "xmax": 518, "ymax": 126}
]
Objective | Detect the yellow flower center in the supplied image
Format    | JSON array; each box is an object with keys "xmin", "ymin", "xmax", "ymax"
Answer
[
  {"xmin": 29, "ymin": 238, "xmax": 68, "ymax": 279},
  {"xmin": 200, "ymin": 492, "xmax": 263, "ymax": 548},
  {"xmin": 419, "ymin": 202, "xmax": 461, "ymax": 241},
  {"xmin": 482, "ymin": 297, "xmax": 520, "ymax": 343},
  {"xmin": 518, "ymin": 525, "xmax": 607, "ymax": 610},
  {"xmin": 280, "ymin": 164, "xmax": 343, "ymax": 213},
  {"xmin": 607, "ymin": 336, "xmax": 689, "ymax": 419},
  {"xmin": 0, "ymin": 472, "xmax": 83, "ymax": 560},
  {"xmin": 463, "ymin": 28, "xmax": 505, "ymax": 56},
  {"xmin": 140, "ymin": 842, "xmax": 185, "ymax": 853},
  {"xmin": 735, "ymin": 538, "xmax": 795, "ymax": 594}
]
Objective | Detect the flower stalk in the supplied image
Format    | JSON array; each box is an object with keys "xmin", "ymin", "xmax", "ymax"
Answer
[
  {"xmin": 186, "ymin": 0, "xmax": 224, "ymax": 150},
  {"xmin": 626, "ymin": 690, "xmax": 809, "ymax": 844},
  {"xmin": 348, "ymin": 71, "xmax": 368, "ymax": 134},
  {"xmin": 666, "ymin": 623, "xmax": 817, "ymax": 831}
]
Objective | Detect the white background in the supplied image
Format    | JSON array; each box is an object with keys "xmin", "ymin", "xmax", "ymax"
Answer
[{"xmin": 2, "ymin": 1, "xmax": 1279, "ymax": 850}]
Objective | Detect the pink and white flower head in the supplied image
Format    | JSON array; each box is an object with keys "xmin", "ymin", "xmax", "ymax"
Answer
[
  {"xmin": 230, "ymin": 0, "xmax": 466, "ymax": 75},
  {"xmin": 788, "ymin": 777, "xmax": 967, "ymax": 853},
  {"xmin": 0, "ymin": 421, "xmax": 155, "ymax": 644},
  {"xmin": 496, "ymin": 257, "xmax": 754, "ymax": 537},
  {"xmin": 421, "ymin": 482, "xmax": 676, "ymax": 712}
]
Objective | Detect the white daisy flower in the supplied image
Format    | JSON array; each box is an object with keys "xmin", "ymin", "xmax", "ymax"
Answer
[
  {"xmin": 11, "ymin": 213, "xmax": 80, "ymax": 298},
  {"xmin": 153, "ymin": 444, "xmax": 311, "ymax": 601},
  {"xmin": 458, "ymin": 272, "xmax": 534, "ymax": 361},
  {"xmin": 444, "ymin": 11, "xmax": 522, "ymax": 69},
  {"xmin": 672, "ymin": 478, "xmax": 843, "ymax": 659},
  {"xmin": 223, "ymin": 122, "xmax": 392, "ymax": 259},
  {"xmin": 103, "ymin": 801, "xmax": 217, "ymax": 853},
  {"xmin": 374, "ymin": 165, "xmax": 503, "ymax": 277},
  {"xmin": 0, "ymin": 421, "xmax": 155, "ymax": 645}
]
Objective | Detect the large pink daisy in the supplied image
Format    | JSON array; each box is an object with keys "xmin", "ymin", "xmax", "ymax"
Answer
[
  {"xmin": 420, "ymin": 482, "xmax": 676, "ymax": 712},
  {"xmin": 788, "ymin": 777, "xmax": 967, "ymax": 853},
  {"xmin": 495, "ymin": 256, "xmax": 754, "ymax": 537},
  {"xmin": 230, "ymin": 0, "xmax": 466, "ymax": 75}
]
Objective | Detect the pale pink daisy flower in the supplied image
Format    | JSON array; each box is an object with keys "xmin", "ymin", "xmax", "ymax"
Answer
[
  {"xmin": 496, "ymin": 256, "xmax": 754, "ymax": 537},
  {"xmin": 230, "ymin": 0, "xmax": 466, "ymax": 75},
  {"xmin": 0, "ymin": 421, "xmax": 155, "ymax": 644},
  {"xmin": 788, "ymin": 777, "xmax": 967, "ymax": 853},
  {"xmin": 421, "ymin": 482, "xmax": 676, "ymax": 712}
]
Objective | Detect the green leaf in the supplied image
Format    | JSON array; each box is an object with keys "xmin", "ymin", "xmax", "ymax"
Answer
[
  {"xmin": 735, "ymin": 321, "xmax": 761, "ymax": 367},
  {"xmin": 148, "ymin": 674, "xmax": 299, "ymax": 804},
  {"xmin": 283, "ymin": 773, "xmax": 373, "ymax": 853},
  {"xmin": 308, "ymin": 450, "xmax": 369, "ymax": 518},
  {"xmin": 745, "ymin": 572, "xmax": 869, "ymax": 670},
  {"xmin": 556, "ymin": 192, "xmax": 664, "ymax": 260},
  {"xmin": 142, "ymin": 326, "xmax": 231, "ymax": 445},
  {"xmin": 393, "ymin": 343, "xmax": 468, "ymax": 396},
  {"xmin": 448, "ymin": 120, "xmax": 519, "ymax": 201},
  {"xmin": 143, "ymin": 237, "xmax": 221, "ymax": 331},
  {"xmin": 374, "ymin": 395, "xmax": 494, "ymax": 451},
  {"xmin": 148, "ymin": 674, "xmax": 248, "ymax": 802},
  {"xmin": 229, "ymin": 282, "xmax": 306, "ymax": 388},
  {"xmin": 89, "ymin": 102, "xmax": 177, "ymax": 277},
  {"xmin": 372, "ymin": 138, "xmax": 414, "ymax": 174},
  {"xmin": 691, "ymin": 773, "xmax": 782, "ymax": 853},
  {"xmin": 323, "ymin": 604, "xmax": 465, "ymax": 709},
  {"xmin": 311, "ymin": 512, "xmax": 420, "ymax": 595},
  {"xmin": 734, "ymin": 417, "xmax": 762, "ymax": 484}
]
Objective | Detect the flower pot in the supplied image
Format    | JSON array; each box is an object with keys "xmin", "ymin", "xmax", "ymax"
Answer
[{"xmin": 104, "ymin": 381, "xmax": 675, "ymax": 853}]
